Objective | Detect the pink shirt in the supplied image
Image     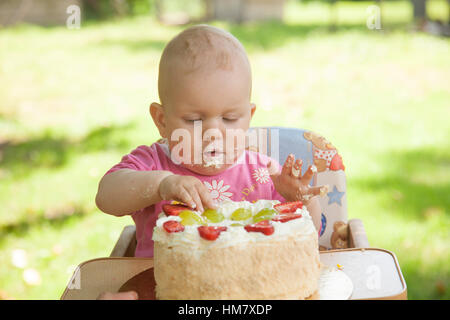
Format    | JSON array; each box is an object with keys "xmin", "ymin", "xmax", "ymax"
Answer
[{"xmin": 105, "ymin": 142, "xmax": 285, "ymax": 257}]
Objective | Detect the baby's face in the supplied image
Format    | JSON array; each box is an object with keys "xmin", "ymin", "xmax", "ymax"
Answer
[{"xmin": 157, "ymin": 66, "xmax": 255, "ymax": 176}]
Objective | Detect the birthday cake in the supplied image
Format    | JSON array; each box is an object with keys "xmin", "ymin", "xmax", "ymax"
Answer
[{"xmin": 152, "ymin": 199, "xmax": 320, "ymax": 299}]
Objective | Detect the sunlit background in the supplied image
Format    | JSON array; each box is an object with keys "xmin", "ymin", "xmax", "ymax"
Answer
[{"xmin": 0, "ymin": 0, "xmax": 449, "ymax": 299}]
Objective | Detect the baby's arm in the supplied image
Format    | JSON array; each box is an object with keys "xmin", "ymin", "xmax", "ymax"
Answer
[
  {"xmin": 96, "ymin": 169, "xmax": 173, "ymax": 216},
  {"xmin": 304, "ymin": 196, "xmax": 322, "ymax": 233},
  {"xmin": 96, "ymin": 169, "xmax": 216, "ymax": 216}
]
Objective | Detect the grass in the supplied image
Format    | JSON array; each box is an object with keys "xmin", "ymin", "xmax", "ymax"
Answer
[{"xmin": 0, "ymin": 0, "xmax": 449, "ymax": 299}]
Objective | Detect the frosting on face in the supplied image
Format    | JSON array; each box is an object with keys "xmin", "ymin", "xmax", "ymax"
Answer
[
  {"xmin": 202, "ymin": 153, "xmax": 224, "ymax": 168},
  {"xmin": 152, "ymin": 199, "xmax": 316, "ymax": 250}
]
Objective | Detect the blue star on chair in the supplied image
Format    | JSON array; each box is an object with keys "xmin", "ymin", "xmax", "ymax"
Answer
[{"xmin": 327, "ymin": 185, "xmax": 345, "ymax": 206}]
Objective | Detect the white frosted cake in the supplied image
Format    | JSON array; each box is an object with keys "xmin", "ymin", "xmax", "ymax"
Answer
[{"xmin": 152, "ymin": 199, "xmax": 320, "ymax": 300}]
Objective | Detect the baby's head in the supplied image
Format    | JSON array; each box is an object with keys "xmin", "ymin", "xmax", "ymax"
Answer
[{"xmin": 150, "ymin": 25, "xmax": 255, "ymax": 175}]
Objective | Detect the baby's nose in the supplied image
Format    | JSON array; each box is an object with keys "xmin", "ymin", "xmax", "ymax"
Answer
[{"xmin": 202, "ymin": 119, "xmax": 225, "ymax": 136}]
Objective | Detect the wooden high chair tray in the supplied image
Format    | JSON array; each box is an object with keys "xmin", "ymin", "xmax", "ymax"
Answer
[{"xmin": 61, "ymin": 248, "xmax": 407, "ymax": 300}]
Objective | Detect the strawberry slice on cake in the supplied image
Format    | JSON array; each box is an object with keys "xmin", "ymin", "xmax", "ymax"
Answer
[
  {"xmin": 244, "ymin": 220, "xmax": 275, "ymax": 236},
  {"xmin": 162, "ymin": 203, "xmax": 193, "ymax": 216},
  {"xmin": 274, "ymin": 201, "xmax": 303, "ymax": 213},
  {"xmin": 163, "ymin": 220, "xmax": 185, "ymax": 233},
  {"xmin": 197, "ymin": 226, "xmax": 227, "ymax": 241}
]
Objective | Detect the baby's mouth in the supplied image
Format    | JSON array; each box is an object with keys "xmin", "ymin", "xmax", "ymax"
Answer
[
  {"xmin": 202, "ymin": 145, "xmax": 225, "ymax": 168},
  {"xmin": 204, "ymin": 150, "xmax": 222, "ymax": 157}
]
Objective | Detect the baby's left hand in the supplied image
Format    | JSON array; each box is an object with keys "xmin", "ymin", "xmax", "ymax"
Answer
[{"xmin": 268, "ymin": 154, "xmax": 328, "ymax": 204}]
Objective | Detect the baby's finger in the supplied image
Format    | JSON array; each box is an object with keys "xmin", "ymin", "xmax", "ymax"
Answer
[
  {"xmin": 306, "ymin": 185, "xmax": 329, "ymax": 198},
  {"xmin": 301, "ymin": 164, "xmax": 317, "ymax": 185},
  {"xmin": 196, "ymin": 183, "xmax": 217, "ymax": 210},
  {"xmin": 188, "ymin": 188, "xmax": 204, "ymax": 213},
  {"xmin": 266, "ymin": 160, "xmax": 280, "ymax": 176},
  {"xmin": 177, "ymin": 188, "xmax": 197, "ymax": 210},
  {"xmin": 291, "ymin": 159, "xmax": 303, "ymax": 178},
  {"xmin": 281, "ymin": 154, "xmax": 295, "ymax": 176}
]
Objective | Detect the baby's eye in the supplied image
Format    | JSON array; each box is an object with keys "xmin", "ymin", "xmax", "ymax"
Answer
[
  {"xmin": 184, "ymin": 118, "xmax": 201, "ymax": 123},
  {"xmin": 223, "ymin": 117, "xmax": 238, "ymax": 122}
]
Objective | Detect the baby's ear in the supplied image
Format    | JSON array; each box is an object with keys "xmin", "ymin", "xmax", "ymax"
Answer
[{"xmin": 150, "ymin": 102, "xmax": 166, "ymax": 137}]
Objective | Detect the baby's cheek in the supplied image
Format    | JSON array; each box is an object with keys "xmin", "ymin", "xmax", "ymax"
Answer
[{"xmin": 167, "ymin": 140, "xmax": 195, "ymax": 165}]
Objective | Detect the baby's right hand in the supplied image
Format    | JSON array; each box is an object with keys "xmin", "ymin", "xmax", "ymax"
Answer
[{"xmin": 158, "ymin": 175, "xmax": 216, "ymax": 212}]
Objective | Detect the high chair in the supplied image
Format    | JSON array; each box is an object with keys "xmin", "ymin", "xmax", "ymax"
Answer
[{"xmin": 110, "ymin": 127, "xmax": 369, "ymax": 257}]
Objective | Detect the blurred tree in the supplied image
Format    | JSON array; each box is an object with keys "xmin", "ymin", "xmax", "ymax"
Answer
[
  {"xmin": 411, "ymin": 0, "xmax": 427, "ymax": 21},
  {"xmin": 82, "ymin": 0, "xmax": 157, "ymax": 18},
  {"xmin": 111, "ymin": 0, "xmax": 129, "ymax": 15}
]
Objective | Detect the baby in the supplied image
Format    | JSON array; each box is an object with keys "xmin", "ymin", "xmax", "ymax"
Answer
[{"xmin": 95, "ymin": 25, "xmax": 325, "ymax": 257}]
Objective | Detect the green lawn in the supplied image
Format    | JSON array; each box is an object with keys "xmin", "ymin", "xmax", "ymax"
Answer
[{"xmin": 0, "ymin": 0, "xmax": 449, "ymax": 299}]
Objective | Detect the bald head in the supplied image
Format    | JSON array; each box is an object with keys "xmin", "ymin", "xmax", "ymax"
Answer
[{"xmin": 158, "ymin": 25, "xmax": 252, "ymax": 106}]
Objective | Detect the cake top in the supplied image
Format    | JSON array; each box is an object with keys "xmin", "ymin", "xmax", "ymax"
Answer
[{"xmin": 152, "ymin": 199, "xmax": 316, "ymax": 249}]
